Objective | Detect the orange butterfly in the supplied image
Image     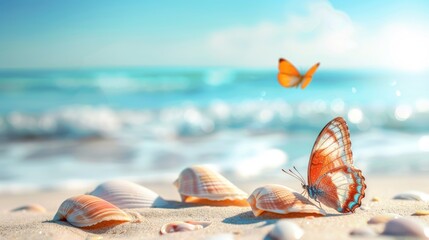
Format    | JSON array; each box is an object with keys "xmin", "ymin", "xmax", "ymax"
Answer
[{"xmin": 277, "ymin": 58, "xmax": 320, "ymax": 89}]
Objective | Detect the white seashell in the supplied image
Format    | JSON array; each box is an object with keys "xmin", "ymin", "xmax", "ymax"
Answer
[
  {"xmin": 53, "ymin": 195, "xmax": 133, "ymax": 228},
  {"xmin": 174, "ymin": 166, "xmax": 249, "ymax": 206},
  {"xmin": 393, "ymin": 191, "xmax": 429, "ymax": 201},
  {"xmin": 11, "ymin": 204, "xmax": 46, "ymax": 213},
  {"xmin": 160, "ymin": 220, "xmax": 211, "ymax": 234},
  {"xmin": 367, "ymin": 214, "xmax": 401, "ymax": 224},
  {"xmin": 382, "ymin": 218, "xmax": 429, "ymax": 238},
  {"xmin": 247, "ymin": 184, "xmax": 326, "ymax": 217},
  {"xmin": 349, "ymin": 227, "xmax": 377, "ymax": 237},
  {"xmin": 89, "ymin": 180, "xmax": 167, "ymax": 209},
  {"xmin": 268, "ymin": 220, "xmax": 304, "ymax": 240}
]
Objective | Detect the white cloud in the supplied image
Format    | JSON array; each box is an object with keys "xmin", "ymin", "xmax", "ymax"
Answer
[
  {"xmin": 205, "ymin": 0, "xmax": 357, "ymax": 68},
  {"xmin": 202, "ymin": 0, "xmax": 429, "ymax": 71}
]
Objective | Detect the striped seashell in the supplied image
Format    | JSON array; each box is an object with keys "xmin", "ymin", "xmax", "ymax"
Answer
[
  {"xmin": 174, "ymin": 166, "xmax": 249, "ymax": 206},
  {"xmin": 248, "ymin": 184, "xmax": 326, "ymax": 217},
  {"xmin": 160, "ymin": 220, "xmax": 211, "ymax": 235},
  {"xmin": 53, "ymin": 195, "xmax": 133, "ymax": 228},
  {"xmin": 89, "ymin": 180, "xmax": 167, "ymax": 209}
]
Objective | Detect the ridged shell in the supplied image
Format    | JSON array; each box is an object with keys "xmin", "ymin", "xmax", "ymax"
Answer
[
  {"xmin": 53, "ymin": 195, "xmax": 132, "ymax": 228},
  {"xmin": 393, "ymin": 191, "xmax": 429, "ymax": 201},
  {"xmin": 160, "ymin": 220, "xmax": 211, "ymax": 234},
  {"xmin": 247, "ymin": 184, "xmax": 326, "ymax": 217},
  {"xmin": 174, "ymin": 166, "xmax": 249, "ymax": 206},
  {"xmin": 11, "ymin": 204, "xmax": 46, "ymax": 213},
  {"xmin": 89, "ymin": 180, "xmax": 167, "ymax": 209},
  {"xmin": 268, "ymin": 220, "xmax": 304, "ymax": 240}
]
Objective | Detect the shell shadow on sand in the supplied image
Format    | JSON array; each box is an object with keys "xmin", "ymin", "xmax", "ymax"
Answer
[{"xmin": 222, "ymin": 211, "xmax": 279, "ymax": 226}]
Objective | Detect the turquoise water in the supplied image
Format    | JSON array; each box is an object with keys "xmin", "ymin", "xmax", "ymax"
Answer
[{"xmin": 0, "ymin": 68, "xmax": 429, "ymax": 192}]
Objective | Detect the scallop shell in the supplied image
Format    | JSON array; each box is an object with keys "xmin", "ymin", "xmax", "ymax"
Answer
[
  {"xmin": 160, "ymin": 220, "xmax": 211, "ymax": 234},
  {"xmin": 53, "ymin": 195, "xmax": 132, "ymax": 228},
  {"xmin": 268, "ymin": 220, "xmax": 304, "ymax": 240},
  {"xmin": 247, "ymin": 184, "xmax": 326, "ymax": 217},
  {"xmin": 382, "ymin": 218, "xmax": 429, "ymax": 238},
  {"xmin": 393, "ymin": 191, "xmax": 429, "ymax": 201},
  {"xmin": 174, "ymin": 166, "xmax": 249, "ymax": 206},
  {"xmin": 89, "ymin": 180, "xmax": 167, "ymax": 209},
  {"xmin": 11, "ymin": 204, "xmax": 46, "ymax": 213}
]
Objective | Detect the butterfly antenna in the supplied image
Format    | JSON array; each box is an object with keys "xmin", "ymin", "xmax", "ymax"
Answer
[
  {"xmin": 282, "ymin": 168, "xmax": 305, "ymax": 185},
  {"xmin": 293, "ymin": 166, "xmax": 306, "ymax": 184},
  {"xmin": 282, "ymin": 169, "xmax": 301, "ymax": 182}
]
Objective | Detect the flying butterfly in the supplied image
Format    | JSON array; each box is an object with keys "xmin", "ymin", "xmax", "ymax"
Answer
[
  {"xmin": 277, "ymin": 58, "xmax": 320, "ymax": 89},
  {"xmin": 283, "ymin": 117, "xmax": 366, "ymax": 213}
]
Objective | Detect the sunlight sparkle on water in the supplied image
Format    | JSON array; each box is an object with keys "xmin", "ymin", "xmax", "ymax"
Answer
[
  {"xmin": 347, "ymin": 108, "xmax": 363, "ymax": 124},
  {"xmin": 394, "ymin": 105, "xmax": 412, "ymax": 121}
]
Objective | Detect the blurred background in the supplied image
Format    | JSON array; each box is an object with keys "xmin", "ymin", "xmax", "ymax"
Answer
[{"xmin": 1, "ymin": 0, "xmax": 429, "ymax": 192}]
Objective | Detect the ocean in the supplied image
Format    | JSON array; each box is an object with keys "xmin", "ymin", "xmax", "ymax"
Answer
[{"xmin": 1, "ymin": 67, "xmax": 429, "ymax": 192}]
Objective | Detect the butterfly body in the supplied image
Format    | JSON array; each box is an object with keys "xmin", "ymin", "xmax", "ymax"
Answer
[
  {"xmin": 277, "ymin": 58, "xmax": 320, "ymax": 89},
  {"xmin": 284, "ymin": 117, "xmax": 366, "ymax": 213}
]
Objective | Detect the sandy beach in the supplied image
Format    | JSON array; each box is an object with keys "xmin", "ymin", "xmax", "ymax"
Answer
[{"xmin": 1, "ymin": 175, "xmax": 428, "ymax": 240}]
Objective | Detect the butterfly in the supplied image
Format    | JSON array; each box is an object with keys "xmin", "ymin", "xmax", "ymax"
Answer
[
  {"xmin": 277, "ymin": 58, "xmax": 320, "ymax": 89},
  {"xmin": 283, "ymin": 117, "xmax": 366, "ymax": 213}
]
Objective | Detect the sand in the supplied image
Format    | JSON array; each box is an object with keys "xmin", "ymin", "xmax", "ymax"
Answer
[{"xmin": 1, "ymin": 175, "xmax": 429, "ymax": 240}]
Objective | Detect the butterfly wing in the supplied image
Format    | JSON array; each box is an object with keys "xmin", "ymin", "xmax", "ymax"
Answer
[
  {"xmin": 307, "ymin": 117, "xmax": 366, "ymax": 213},
  {"xmin": 277, "ymin": 58, "xmax": 302, "ymax": 88},
  {"xmin": 300, "ymin": 62, "xmax": 320, "ymax": 89}
]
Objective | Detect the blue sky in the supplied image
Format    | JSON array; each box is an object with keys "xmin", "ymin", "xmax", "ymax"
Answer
[{"xmin": 1, "ymin": 0, "xmax": 429, "ymax": 70}]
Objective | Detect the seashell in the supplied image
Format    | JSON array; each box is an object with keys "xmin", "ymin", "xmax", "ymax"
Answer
[
  {"xmin": 53, "ymin": 195, "xmax": 133, "ymax": 228},
  {"xmin": 371, "ymin": 197, "xmax": 380, "ymax": 202},
  {"xmin": 393, "ymin": 191, "xmax": 429, "ymax": 201},
  {"xmin": 367, "ymin": 214, "xmax": 400, "ymax": 224},
  {"xmin": 89, "ymin": 180, "xmax": 167, "ymax": 209},
  {"xmin": 11, "ymin": 204, "xmax": 46, "ymax": 213},
  {"xmin": 174, "ymin": 166, "xmax": 248, "ymax": 206},
  {"xmin": 268, "ymin": 220, "xmax": 304, "ymax": 240},
  {"xmin": 247, "ymin": 184, "xmax": 326, "ymax": 217},
  {"xmin": 382, "ymin": 218, "xmax": 429, "ymax": 238},
  {"xmin": 160, "ymin": 220, "xmax": 211, "ymax": 235},
  {"xmin": 349, "ymin": 227, "xmax": 377, "ymax": 237},
  {"xmin": 412, "ymin": 210, "xmax": 429, "ymax": 216}
]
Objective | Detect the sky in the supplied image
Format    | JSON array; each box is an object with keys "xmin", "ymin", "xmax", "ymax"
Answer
[{"xmin": 1, "ymin": 0, "xmax": 429, "ymax": 71}]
